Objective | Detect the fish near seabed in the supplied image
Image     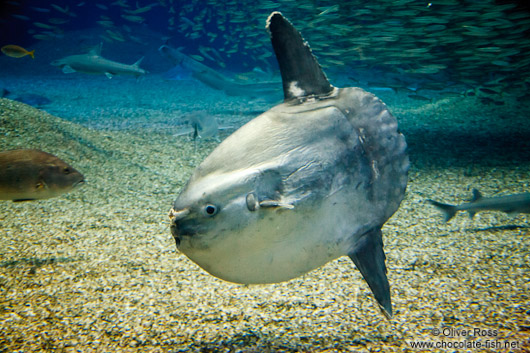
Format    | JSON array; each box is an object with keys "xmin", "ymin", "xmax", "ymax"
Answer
[
  {"xmin": 0, "ymin": 149, "xmax": 84, "ymax": 201},
  {"xmin": 1, "ymin": 45, "xmax": 35, "ymax": 59},
  {"xmin": 51, "ymin": 43, "xmax": 146, "ymax": 79},
  {"xmin": 168, "ymin": 12, "xmax": 408, "ymax": 318},
  {"xmin": 159, "ymin": 45, "xmax": 280, "ymax": 97},
  {"xmin": 428, "ymin": 188, "xmax": 530, "ymax": 222}
]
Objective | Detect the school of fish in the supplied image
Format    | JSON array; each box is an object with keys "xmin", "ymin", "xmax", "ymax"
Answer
[{"xmin": 3, "ymin": 0, "xmax": 530, "ymax": 100}]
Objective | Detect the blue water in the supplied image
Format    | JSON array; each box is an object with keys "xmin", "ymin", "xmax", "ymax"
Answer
[
  {"xmin": 0, "ymin": 0, "xmax": 529, "ymax": 141},
  {"xmin": 2, "ymin": 0, "xmax": 530, "ymax": 89},
  {"xmin": 1, "ymin": 2, "xmax": 530, "ymax": 352}
]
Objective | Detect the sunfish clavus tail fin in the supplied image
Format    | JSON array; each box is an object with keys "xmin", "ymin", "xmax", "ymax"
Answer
[
  {"xmin": 348, "ymin": 228, "xmax": 392, "ymax": 319},
  {"xmin": 266, "ymin": 12, "xmax": 334, "ymax": 102},
  {"xmin": 427, "ymin": 199, "xmax": 458, "ymax": 222}
]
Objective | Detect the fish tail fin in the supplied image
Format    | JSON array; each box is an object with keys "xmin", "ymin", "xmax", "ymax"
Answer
[
  {"xmin": 427, "ymin": 199, "xmax": 457, "ymax": 222},
  {"xmin": 28, "ymin": 50, "xmax": 35, "ymax": 59}
]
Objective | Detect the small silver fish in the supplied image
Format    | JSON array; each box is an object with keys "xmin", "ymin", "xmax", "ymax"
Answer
[{"xmin": 0, "ymin": 149, "xmax": 84, "ymax": 201}]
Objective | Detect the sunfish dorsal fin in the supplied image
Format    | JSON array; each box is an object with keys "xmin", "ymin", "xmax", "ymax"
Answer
[{"xmin": 266, "ymin": 12, "xmax": 334, "ymax": 102}]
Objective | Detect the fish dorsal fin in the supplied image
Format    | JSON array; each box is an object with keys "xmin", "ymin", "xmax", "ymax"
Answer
[
  {"xmin": 132, "ymin": 56, "xmax": 144, "ymax": 67},
  {"xmin": 88, "ymin": 43, "xmax": 102, "ymax": 56},
  {"xmin": 266, "ymin": 12, "xmax": 334, "ymax": 102},
  {"xmin": 471, "ymin": 188, "xmax": 482, "ymax": 202}
]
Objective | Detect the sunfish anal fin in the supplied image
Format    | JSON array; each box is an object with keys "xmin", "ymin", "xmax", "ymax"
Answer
[
  {"xmin": 266, "ymin": 12, "xmax": 334, "ymax": 102},
  {"xmin": 348, "ymin": 227, "xmax": 392, "ymax": 319}
]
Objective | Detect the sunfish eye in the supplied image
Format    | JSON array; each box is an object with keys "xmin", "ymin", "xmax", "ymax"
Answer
[
  {"xmin": 63, "ymin": 167, "xmax": 71, "ymax": 174},
  {"xmin": 204, "ymin": 204, "xmax": 218, "ymax": 216}
]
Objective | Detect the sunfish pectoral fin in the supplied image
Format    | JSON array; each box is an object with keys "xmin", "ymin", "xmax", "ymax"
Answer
[
  {"xmin": 105, "ymin": 72, "xmax": 114, "ymax": 79},
  {"xmin": 258, "ymin": 199, "xmax": 294, "ymax": 210},
  {"xmin": 348, "ymin": 228, "xmax": 392, "ymax": 319},
  {"xmin": 62, "ymin": 65, "xmax": 76, "ymax": 74}
]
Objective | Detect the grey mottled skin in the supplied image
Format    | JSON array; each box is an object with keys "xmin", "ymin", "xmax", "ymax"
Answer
[{"xmin": 169, "ymin": 12, "xmax": 408, "ymax": 318}]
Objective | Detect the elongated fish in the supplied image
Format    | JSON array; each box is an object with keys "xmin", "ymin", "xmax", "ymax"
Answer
[
  {"xmin": 159, "ymin": 45, "xmax": 279, "ymax": 97},
  {"xmin": 428, "ymin": 188, "xmax": 530, "ymax": 222},
  {"xmin": 0, "ymin": 149, "xmax": 84, "ymax": 201},
  {"xmin": 51, "ymin": 43, "xmax": 146, "ymax": 79}
]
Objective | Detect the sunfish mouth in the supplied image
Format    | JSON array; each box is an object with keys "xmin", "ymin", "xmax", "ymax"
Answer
[
  {"xmin": 168, "ymin": 208, "xmax": 193, "ymax": 247},
  {"xmin": 169, "ymin": 219, "xmax": 181, "ymax": 246},
  {"xmin": 170, "ymin": 220, "xmax": 197, "ymax": 239},
  {"xmin": 172, "ymin": 234, "xmax": 181, "ymax": 248}
]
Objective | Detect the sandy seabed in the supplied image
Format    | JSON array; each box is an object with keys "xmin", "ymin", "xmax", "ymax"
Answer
[{"xmin": 0, "ymin": 74, "xmax": 529, "ymax": 352}]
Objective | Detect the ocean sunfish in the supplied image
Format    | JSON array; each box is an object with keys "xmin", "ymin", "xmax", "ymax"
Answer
[
  {"xmin": 0, "ymin": 149, "xmax": 84, "ymax": 201},
  {"xmin": 51, "ymin": 43, "xmax": 146, "ymax": 79},
  {"xmin": 168, "ymin": 12, "xmax": 408, "ymax": 318},
  {"xmin": 428, "ymin": 188, "xmax": 530, "ymax": 222}
]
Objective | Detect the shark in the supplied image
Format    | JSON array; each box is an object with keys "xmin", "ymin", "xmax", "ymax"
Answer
[
  {"xmin": 159, "ymin": 45, "xmax": 279, "ymax": 97},
  {"xmin": 428, "ymin": 188, "xmax": 530, "ymax": 222},
  {"xmin": 51, "ymin": 43, "xmax": 146, "ymax": 79}
]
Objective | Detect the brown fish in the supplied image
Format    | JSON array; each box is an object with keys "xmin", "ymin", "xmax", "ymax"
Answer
[
  {"xmin": 1, "ymin": 45, "xmax": 35, "ymax": 59},
  {"xmin": 0, "ymin": 149, "xmax": 84, "ymax": 202}
]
